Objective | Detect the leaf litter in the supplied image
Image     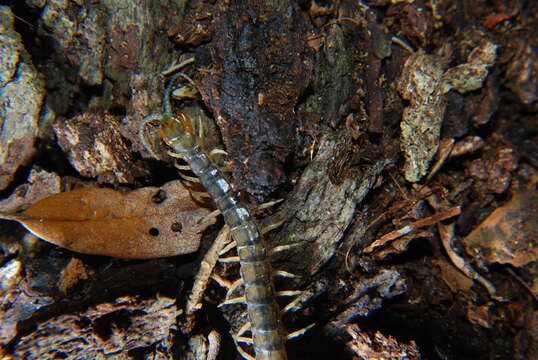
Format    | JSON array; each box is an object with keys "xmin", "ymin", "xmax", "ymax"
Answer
[{"xmin": 0, "ymin": 180, "xmax": 216, "ymax": 259}]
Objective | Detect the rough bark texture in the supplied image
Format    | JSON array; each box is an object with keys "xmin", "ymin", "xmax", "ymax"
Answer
[
  {"xmin": 0, "ymin": 6, "xmax": 45, "ymax": 190},
  {"xmin": 196, "ymin": 1, "xmax": 313, "ymax": 200}
]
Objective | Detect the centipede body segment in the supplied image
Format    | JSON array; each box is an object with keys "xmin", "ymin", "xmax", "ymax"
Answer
[
  {"xmin": 180, "ymin": 146, "xmax": 288, "ymax": 360},
  {"xmin": 141, "ymin": 80, "xmax": 289, "ymax": 358}
]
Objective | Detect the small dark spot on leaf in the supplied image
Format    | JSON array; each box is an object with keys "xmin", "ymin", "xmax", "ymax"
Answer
[
  {"xmin": 171, "ymin": 222, "xmax": 183, "ymax": 232},
  {"xmin": 152, "ymin": 190, "xmax": 167, "ymax": 204},
  {"xmin": 149, "ymin": 227, "xmax": 160, "ymax": 236}
]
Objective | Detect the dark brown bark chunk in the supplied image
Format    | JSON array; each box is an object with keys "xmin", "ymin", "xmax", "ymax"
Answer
[{"xmin": 196, "ymin": 1, "xmax": 312, "ymax": 200}]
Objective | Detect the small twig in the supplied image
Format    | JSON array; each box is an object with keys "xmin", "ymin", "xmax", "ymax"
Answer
[
  {"xmin": 207, "ymin": 330, "xmax": 221, "ymax": 360},
  {"xmin": 186, "ymin": 226, "xmax": 232, "ymax": 316},
  {"xmin": 505, "ymin": 267, "xmax": 538, "ymax": 304},
  {"xmin": 427, "ymin": 138, "xmax": 455, "ymax": 182},
  {"xmin": 363, "ymin": 206, "xmax": 461, "ymax": 253},
  {"xmin": 161, "ymin": 56, "xmax": 195, "ymax": 76},
  {"xmin": 391, "ymin": 35, "xmax": 415, "ymax": 53},
  {"xmin": 437, "ymin": 222, "xmax": 504, "ymax": 301}
]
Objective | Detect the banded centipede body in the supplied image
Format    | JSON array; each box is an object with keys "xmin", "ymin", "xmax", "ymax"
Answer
[{"xmin": 141, "ymin": 80, "xmax": 289, "ymax": 360}]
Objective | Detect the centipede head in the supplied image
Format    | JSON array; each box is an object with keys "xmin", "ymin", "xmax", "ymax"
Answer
[{"xmin": 160, "ymin": 112, "xmax": 197, "ymax": 153}]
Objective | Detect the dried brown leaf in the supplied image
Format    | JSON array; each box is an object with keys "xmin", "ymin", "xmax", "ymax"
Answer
[
  {"xmin": 463, "ymin": 190, "xmax": 537, "ymax": 267},
  {"xmin": 0, "ymin": 181, "xmax": 215, "ymax": 259}
]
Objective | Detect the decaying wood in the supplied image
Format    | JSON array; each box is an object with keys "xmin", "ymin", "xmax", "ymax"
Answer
[
  {"xmin": 346, "ymin": 324, "xmax": 421, "ymax": 360},
  {"xmin": 9, "ymin": 296, "xmax": 180, "ymax": 360},
  {"xmin": 0, "ymin": 181, "xmax": 215, "ymax": 259},
  {"xmin": 195, "ymin": 1, "xmax": 313, "ymax": 200},
  {"xmin": 266, "ymin": 132, "xmax": 392, "ymax": 275}
]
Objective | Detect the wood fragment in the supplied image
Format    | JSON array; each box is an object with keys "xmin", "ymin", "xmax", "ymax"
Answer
[
  {"xmin": 58, "ymin": 258, "xmax": 90, "ymax": 294},
  {"xmin": 462, "ymin": 190, "xmax": 537, "ymax": 267},
  {"xmin": 207, "ymin": 330, "xmax": 221, "ymax": 360},
  {"xmin": 346, "ymin": 324, "xmax": 421, "ymax": 360},
  {"xmin": 186, "ymin": 226, "xmax": 232, "ymax": 316},
  {"xmin": 11, "ymin": 296, "xmax": 180, "ymax": 360},
  {"xmin": 363, "ymin": 206, "xmax": 461, "ymax": 253},
  {"xmin": 426, "ymin": 138, "xmax": 455, "ymax": 181},
  {"xmin": 438, "ymin": 218, "xmax": 503, "ymax": 301}
]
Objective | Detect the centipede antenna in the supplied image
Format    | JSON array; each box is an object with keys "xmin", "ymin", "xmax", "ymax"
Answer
[
  {"xmin": 273, "ymin": 270, "xmax": 300, "ymax": 279},
  {"xmin": 218, "ymin": 256, "xmax": 240, "ymax": 263},
  {"xmin": 219, "ymin": 296, "xmax": 246, "ymax": 307},
  {"xmin": 287, "ymin": 323, "xmax": 315, "ymax": 340},
  {"xmin": 163, "ymin": 76, "xmax": 176, "ymax": 115}
]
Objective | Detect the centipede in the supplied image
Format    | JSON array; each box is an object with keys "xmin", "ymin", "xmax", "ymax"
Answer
[{"xmin": 141, "ymin": 78, "xmax": 289, "ymax": 360}]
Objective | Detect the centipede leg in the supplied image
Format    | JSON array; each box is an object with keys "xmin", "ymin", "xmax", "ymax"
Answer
[
  {"xmin": 175, "ymin": 164, "xmax": 192, "ymax": 171},
  {"xmin": 199, "ymin": 209, "xmax": 221, "ymax": 225},
  {"xmin": 224, "ymin": 278, "xmax": 244, "ymax": 300},
  {"xmin": 273, "ymin": 270, "xmax": 299, "ymax": 279},
  {"xmin": 234, "ymin": 322, "xmax": 257, "ymax": 360},
  {"xmin": 270, "ymin": 242, "xmax": 302, "ymax": 255},
  {"xmin": 218, "ymin": 296, "xmax": 246, "ymax": 307},
  {"xmin": 287, "ymin": 323, "xmax": 316, "ymax": 340},
  {"xmin": 277, "ymin": 290, "xmax": 303, "ymax": 298},
  {"xmin": 209, "ymin": 148, "xmax": 228, "ymax": 157},
  {"xmin": 261, "ymin": 221, "xmax": 284, "ymax": 235},
  {"xmin": 234, "ymin": 320, "xmax": 254, "ymax": 345},
  {"xmin": 179, "ymin": 172, "xmax": 201, "ymax": 183},
  {"xmin": 219, "ymin": 239, "xmax": 237, "ymax": 256},
  {"xmin": 218, "ymin": 255, "xmax": 240, "ymax": 263}
]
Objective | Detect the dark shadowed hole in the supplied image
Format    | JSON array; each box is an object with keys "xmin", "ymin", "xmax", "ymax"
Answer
[
  {"xmin": 171, "ymin": 222, "xmax": 183, "ymax": 233},
  {"xmin": 149, "ymin": 227, "xmax": 160, "ymax": 237},
  {"xmin": 152, "ymin": 189, "xmax": 167, "ymax": 204}
]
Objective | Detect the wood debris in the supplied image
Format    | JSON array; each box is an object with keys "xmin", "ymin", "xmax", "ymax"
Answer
[
  {"xmin": 9, "ymin": 296, "xmax": 180, "ymax": 360},
  {"xmin": 463, "ymin": 190, "xmax": 538, "ymax": 267}
]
